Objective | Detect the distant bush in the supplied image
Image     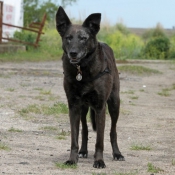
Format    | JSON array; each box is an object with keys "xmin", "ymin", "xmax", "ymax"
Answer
[
  {"xmin": 142, "ymin": 24, "xmax": 171, "ymax": 59},
  {"xmin": 169, "ymin": 35, "xmax": 175, "ymax": 59},
  {"xmin": 115, "ymin": 23, "xmax": 130, "ymax": 35},
  {"xmin": 143, "ymin": 36, "xmax": 170, "ymax": 59},
  {"xmin": 98, "ymin": 30, "xmax": 143, "ymax": 59},
  {"xmin": 142, "ymin": 23, "xmax": 167, "ymax": 41}
]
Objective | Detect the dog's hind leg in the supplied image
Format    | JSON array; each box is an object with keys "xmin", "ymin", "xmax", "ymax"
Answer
[
  {"xmin": 107, "ymin": 92, "xmax": 125, "ymax": 161},
  {"xmin": 79, "ymin": 105, "xmax": 89, "ymax": 158}
]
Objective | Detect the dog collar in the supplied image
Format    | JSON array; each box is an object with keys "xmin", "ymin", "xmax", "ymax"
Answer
[
  {"xmin": 76, "ymin": 65, "xmax": 82, "ymax": 81},
  {"xmin": 76, "ymin": 64, "xmax": 110, "ymax": 82}
]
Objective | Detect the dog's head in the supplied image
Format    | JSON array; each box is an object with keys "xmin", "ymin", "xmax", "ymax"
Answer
[{"xmin": 56, "ymin": 6, "xmax": 101, "ymax": 65}]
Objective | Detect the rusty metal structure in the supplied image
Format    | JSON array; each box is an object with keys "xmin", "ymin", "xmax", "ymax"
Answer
[{"xmin": 0, "ymin": 1, "xmax": 46, "ymax": 48}]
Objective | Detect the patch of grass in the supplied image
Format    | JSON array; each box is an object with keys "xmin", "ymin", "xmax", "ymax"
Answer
[
  {"xmin": 158, "ymin": 88, "xmax": 171, "ymax": 97},
  {"xmin": 6, "ymin": 88, "xmax": 15, "ymax": 92},
  {"xmin": 39, "ymin": 126, "xmax": 58, "ymax": 131},
  {"xmin": 8, "ymin": 127, "xmax": 23, "ymax": 132},
  {"xmin": 55, "ymin": 163, "xmax": 77, "ymax": 169},
  {"xmin": 34, "ymin": 95, "xmax": 45, "ymax": 101},
  {"xmin": 139, "ymin": 89, "xmax": 145, "ymax": 92},
  {"xmin": 39, "ymin": 90, "xmax": 51, "ymax": 95},
  {"xmin": 0, "ymin": 142, "xmax": 10, "ymax": 151},
  {"xmin": 158, "ymin": 84, "xmax": 175, "ymax": 96},
  {"xmin": 130, "ymin": 143, "xmax": 152, "ymax": 151},
  {"xmin": 172, "ymin": 83, "xmax": 175, "ymax": 90},
  {"xmin": 147, "ymin": 162, "xmax": 164, "ymax": 173},
  {"xmin": 19, "ymin": 104, "xmax": 41, "ymax": 116},
  {"xmin": 92, "ymin": 173, "xmax": 107, "ymax": 175},
  {"xmin": 56, "ymin": 129, "xmax": 70, "ymax": 140},
  {"xmin": 172, "ymin": 159, "xmax": 175, "ymax": 166},
  {"xmin": 120, "ymin": 108, "xmax": 131, "ymax": 115},
  {"xmin": 129, "ymin": 96, "xmax": 139, "ymax": 100},
  {"xmin": 19, "ymin": 102, "xmax": 68, "ymax": 117},
  {"xmin": 118, "ymin": 65, "xmax": 161, "ymax": 75},
  {"xmin": 43, "ymin": 102, "xmax": 68, "ymax": 116}
]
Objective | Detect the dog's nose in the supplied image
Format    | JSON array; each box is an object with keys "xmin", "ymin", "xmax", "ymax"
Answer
[{"xmin": 70, "ymin": 52, "xmax": 78, "ymax": 58}]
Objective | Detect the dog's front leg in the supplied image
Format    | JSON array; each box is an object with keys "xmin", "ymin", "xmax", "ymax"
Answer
[
  {"xmin": 93, "ymin": 107, "xmax": 106, "ymax": 168},
  {"xmin": 65, "ymin": 106, "xmax": 81, "ymax": 165}
]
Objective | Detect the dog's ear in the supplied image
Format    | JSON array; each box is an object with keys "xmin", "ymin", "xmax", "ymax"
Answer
[
  {"xmin": 56, "ymin": 6, "xmax": 71, "ymax": 37},
  {"xmin": 82, "ymin": 13, "xmax": 101, "ymax": 35}
]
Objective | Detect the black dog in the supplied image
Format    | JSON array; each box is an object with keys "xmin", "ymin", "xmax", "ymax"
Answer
[{"xmin": 56, "ymin": 6, "xmax": 124, "ymax": 168}]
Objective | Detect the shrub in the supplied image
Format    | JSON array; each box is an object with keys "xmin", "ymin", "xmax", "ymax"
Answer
[
  {"xmin": 169, "ymin": 35, "xmax": 175, "ymax": 59},
  {"xmin": 13, "ymin": 30, "xmax": 36, "ymax": 50},
  {"xmin": 101, "ymin": 30, "xmax": 143, "ymax": 59},
  {"xmin": 144, "ymin": 36, "xmax": 170, "ymax": 59}
]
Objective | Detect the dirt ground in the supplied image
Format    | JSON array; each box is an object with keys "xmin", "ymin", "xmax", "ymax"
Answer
[{"xmin": 0, "ymin": 60, "xmax": 175, "ymax": 175}]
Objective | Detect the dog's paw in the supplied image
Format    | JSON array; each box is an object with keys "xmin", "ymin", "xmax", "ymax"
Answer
[
  {"xmin": 113, "ymin": 153, "xmax": 125, "ymax": 161},
  {"xmin": 93, "ymin": 160, "xmax": 106, "ymax": 168},
  {"xmin": 64, "ymin": 160, "xmax": 76, "ymax": 165},
  {"xmin": 78, "ymin": 151, "xmax": 88, "ymax": 158}
]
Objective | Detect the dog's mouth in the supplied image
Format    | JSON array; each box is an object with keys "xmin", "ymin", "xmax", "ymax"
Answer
[{"xmin": 70, "ymin": 58, "xmax": 81, "ymax": 64}]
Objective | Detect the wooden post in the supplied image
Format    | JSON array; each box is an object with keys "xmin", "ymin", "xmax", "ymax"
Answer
[{"xmin": 0, "ymin": 1, "xmax": 3, "ymax": 43}]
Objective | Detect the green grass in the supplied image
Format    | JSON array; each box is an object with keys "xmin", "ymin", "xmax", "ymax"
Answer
[
  {"xmin": 147, "ymin": 162, "xmax": 164, "ymax": 173},
  {"xmin": 56, "ymin": 129, "xmax": 70, "ymax": 140},
  {"xmin": 129, "ymin": 96, "xmax": 139, "ymax": 100},
  {"xmin": 55, "ymin": 163, "xmax": 77, "ymax": 169},
  {"xmin": 19, "ymin": 104, "xmax": 41, "ymax": 116},
  {"xmin": 6, "ymin": 88, "xmax": 15, "ymax": 92},
  {"xmin": 118, "ymin": 65, "xmax": 162, "ymax": 75},
  {"xmin": 158, "ymin": 88, "xmax": 171, "ymax": 96},
  {"xmin": 39, "ymin": 90, "xmax": 52, "ymax": 95},
  {"xmin": 0, "ymin": 142, "xmax": 10, "ymax": 151},
  {"xmin": 39, "ymin": 126, "xmax": 58, "ymax": 131},
  {"xmin": 8, "ymin": 127, "xmax": 23, "ymax": 132},
  {"xmin": 158, "ymin": 83, "xmax": 175, "ymax": 97},
  {"xmin": 43, "ymin": 102, "xmax": 68, "ymax": 115},
  {"xmin": 19, "ymin": 102, "xmax": 68, "ymax": 117},
  {"xmin": 130, "ymin": 143, "xmax": 152, "ymax": 151},
  {"xmin": 172, "ymin": 159, "xmax": 175, "ymax": 166}
]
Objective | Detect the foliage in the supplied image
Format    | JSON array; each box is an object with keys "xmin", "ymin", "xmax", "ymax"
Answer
[
  {"xmin": 118, "ymin": 65, "xmax": 161, "ymax": 75},
  {"xmin": 13, "ymin": 30, "xmax": 36, "ymax": 50},
  {"xmin": 147, "ymin": 162, "xmax": 164, "ymax": 173},
  {"xmin": 115, "ymin": 23, "xmax": 130, "ymax": 35},
  {"xmin": 23, "ymin": 0, "xmax": 77, "ymax": 26},
  {"xmin": 142, "ymin": 23, "xmax": 167, "ymax": 40},
  {"xmin": 142, "ymin": 23, "xmax": 171, "ymax": 59},
  {"xmin": 169, "ymin": 35, "xmax": 175, "ymax": 59},
  {"xmin": 143, "ymin": 36, "xmax": 170, "ymax": 59},
  {"xmin": 98, "ymin": 29, "xmax": 143, "ymax": 59}
]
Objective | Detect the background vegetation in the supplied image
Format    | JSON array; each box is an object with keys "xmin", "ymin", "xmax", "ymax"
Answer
[{"xmin": 1, "ymin": 0, "xmax": 175, "ymax": 62}]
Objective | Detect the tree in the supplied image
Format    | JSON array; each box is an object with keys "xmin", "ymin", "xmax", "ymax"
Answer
[{"xmin": 23, "ymin": 0, "xmax": 77, "ymax": 26}]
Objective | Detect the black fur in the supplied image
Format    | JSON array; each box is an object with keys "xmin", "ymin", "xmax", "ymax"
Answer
[{"xmin": 56, "ymin": 6, "xmax": 124, "ymax": 168}]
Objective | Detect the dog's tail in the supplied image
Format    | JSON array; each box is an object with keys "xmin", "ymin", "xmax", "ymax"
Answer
[{"xmin": 90, "ymin": 108, "xmax": 96, "ymax": 131}]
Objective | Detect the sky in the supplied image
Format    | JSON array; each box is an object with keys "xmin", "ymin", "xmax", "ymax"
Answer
[
  {"xmin": 64, "ymin": 0, "xmax": 175, "ymax": 29},
  {"xmin": 2, "ymin": 0, "xmax": 174, "ymax": 29}
]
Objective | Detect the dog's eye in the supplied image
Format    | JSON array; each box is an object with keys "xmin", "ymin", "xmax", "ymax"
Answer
[
  {"xmin": 79, "ymin": 36, "xmax": 87, "ymax": 41},
  {"xmin": 66, "ymin": 36, "xmax": 72, "ymax": 41}
]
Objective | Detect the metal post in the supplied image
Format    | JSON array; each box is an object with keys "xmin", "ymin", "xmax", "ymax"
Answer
[{"xmin": 0, "ymin": 1, "xmax": 3, "ymax": 43}]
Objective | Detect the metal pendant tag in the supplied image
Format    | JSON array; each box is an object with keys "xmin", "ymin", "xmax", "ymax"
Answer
[{"xmin": 76, "ymin": 73, "xmax": 82, "ymax": 81}]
